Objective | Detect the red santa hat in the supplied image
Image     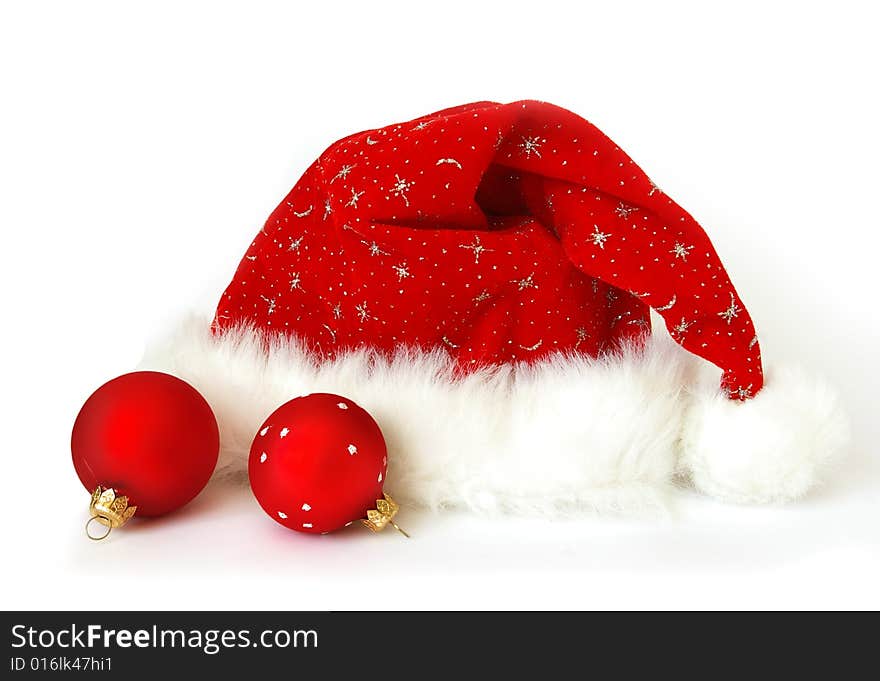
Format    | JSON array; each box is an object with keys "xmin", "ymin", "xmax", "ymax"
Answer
[{"xmin": 142, "ymin": 100, "xmax": 849, "ymax": 513}]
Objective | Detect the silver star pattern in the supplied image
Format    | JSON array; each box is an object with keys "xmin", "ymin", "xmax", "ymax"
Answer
[
  {"xmin": 519, "ymin": 135, "xmax": 543, "ymax": 158},
  {"xmin": 459, "ymin": 235, "xmax": 493, "ymax": 264},
  {"xmin": 590, "ymin": 225, "xmax": 611, "ymax": 249},
  {"xmin": 614, "ymin": 203, "xmax": 638, "ymax": 219},
  {"xmin": 355, "ymin": 302, "xmax": 371, "ymax": 323},
  {"xmin": 361, "ymin": 240, "xmax": 389, "ymax": 257},
  {"xmin": 473, "ymin": 290, "xmax": 491, "ymax": 303},
  {"xmin": 727, "ymin": 384, "xmax": 754, "ymax": 400},
  {"xmin": 222, "ymin": 106, "xmax": 761, "ymax": 400},
  {"xmin": 345, "ymin": 188, "xmax": 365, "ymax": 208},
  {"xmin": 260, "ymin": 295, "xmax": 277, "ymax": 316},
  {"xmin": 718, "ymin": 293, "xmax": 741, "ymax": 325},
  {"xmin": 670, "ymin": 242, "xmax": 694, "ymax": 261},
  {"xmin": 673, "ymin": 317, "xmax": 693, "ymax": 335},
  {"xmin": 330, "ymin": 164, "xmax": 356, "ymax": 184},
  {"xmin": 390, "ymin": 174, "xmax": 414, "ymax": 207},
  {"xmin": 512, "ymin": 273, "xmax": 537, "ymax": 291},
  {"xmin": 288, "ymin": 235, "xmax": 304, "ymax": 252}
]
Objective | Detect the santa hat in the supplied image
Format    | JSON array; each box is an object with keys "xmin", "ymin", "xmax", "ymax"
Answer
[{"xmin": 142, "ymin": 100, "xmax": 849, "ymax": 514}]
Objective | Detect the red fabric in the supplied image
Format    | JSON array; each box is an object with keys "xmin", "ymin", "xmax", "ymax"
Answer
[{"xmin": 214, "ymin": 100, "xmax": 763, "ymax": 400}]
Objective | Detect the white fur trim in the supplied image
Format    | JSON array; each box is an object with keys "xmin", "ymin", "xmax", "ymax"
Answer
[
  {"xmin": 679, "ymin": 366, "xmax": 850, "ymax": 504},
  {"xmin": 139, "ymin": 319, "xmax": 848, "ymax": 513},
  {"xmin": 139, "ymin": 319, "xmax": 694, "ymax": 515}
]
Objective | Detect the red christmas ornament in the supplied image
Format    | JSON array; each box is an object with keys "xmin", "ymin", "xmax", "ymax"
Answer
[
  {"xmin": 249, "ymin": 393, "xmax": 405, "ymax": 535},
  {"xmin": 72, "ymin": 371, "xmax": 219, "ymax": 539}
]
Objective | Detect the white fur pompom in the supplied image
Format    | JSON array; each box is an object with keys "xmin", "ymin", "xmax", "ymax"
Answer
[
  {"xmin": 679, "ymin": 366, "xmax": 850, "ymax": 504},
  {"xmin": 141, "ymin": 317, "xmax": 850, "ymax": 512}
]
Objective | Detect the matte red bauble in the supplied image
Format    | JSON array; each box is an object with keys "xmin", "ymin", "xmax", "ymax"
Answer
[
  {"xmin": 249, "ymin": 393, "xmax": 391, "ymax": 534},
  {"xmin": 72, "ymin": 371, "xmax": 219, "ymax": 537}
]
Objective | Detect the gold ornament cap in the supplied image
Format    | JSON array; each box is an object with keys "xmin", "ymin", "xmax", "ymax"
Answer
[
  {"xmin": 362, "ymin": 492, "xmax": 409, "ymax": 538},
  {"xmin": 86, "ymin": 486, "xmax": 137, "ymax": 540}
]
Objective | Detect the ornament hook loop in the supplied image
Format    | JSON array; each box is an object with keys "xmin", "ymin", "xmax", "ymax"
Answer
[
  {"xmin": 85, "ymin": 486, "xmax": 137, "ymax": 541},
  {"xmin": 85, "ymin": 515, "xmax": 113, "ymax": 541}
]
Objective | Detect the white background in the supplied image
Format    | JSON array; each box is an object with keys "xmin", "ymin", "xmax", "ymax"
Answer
[{"xmin": 1, "ymin": 0, "xmax": 878, "ymax": 610}]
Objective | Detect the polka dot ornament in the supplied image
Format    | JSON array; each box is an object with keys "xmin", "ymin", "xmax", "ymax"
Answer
[{"xmin": 248, "ymin": 393, "xmax": 388, "ymax": 534}]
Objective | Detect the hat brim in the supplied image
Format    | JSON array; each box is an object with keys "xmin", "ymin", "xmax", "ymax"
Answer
[{"xmin": 139, "ymin": 318, "xmax": 848, "ymax": 514}]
